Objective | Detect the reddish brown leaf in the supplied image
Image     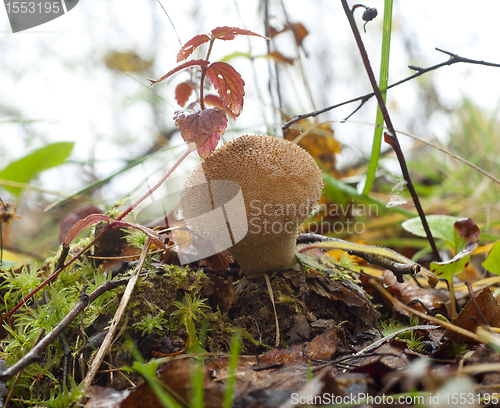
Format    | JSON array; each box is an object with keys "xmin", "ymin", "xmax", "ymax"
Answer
[
  {"xmin": 268, "ymin": 50, "xmax": 294, "ymax": 65},
  {"xmin": 288, "ymin": 22, "xmax": 309, "ymax": 47},
  {"xmin": 64, "ymin": 214, "xmax": 110, "ymax": 245},
  {"xmin": 206, "ymin": 62, "xmax": 245, "ymax": 117},
  {"xmin": 204, "ymin": 94, "xmax": 236, "ymax": 119},
  {"xmin": 176, "ymin": 34, "xmax": 211, "ymax": 62},
  {"xmin": 382, "ymin": 270, "xmax": 448, "ymax": 317},
  {"xmin": 174, "ymin": 107, "xmax": 227, "ymax": 153},
  {"xmin": 147, "ymin": 59, "xmax": 209, "ymax": 85},
  {"xmin": 59, "ymin": 205, "xmax": 102, "ymax": 243},
  {"xmin": 211, "ymin": 26, "xmax": 268, "ymax": 41},
  {"xmin": 175, "ymin": 82, "xmax": 194, "ymax": 107},
  {"xmin": 197, "ymin": 133, "xmax": 220, "ymax": 159}
]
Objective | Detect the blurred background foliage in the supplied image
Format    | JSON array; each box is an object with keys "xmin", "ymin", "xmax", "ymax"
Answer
[{"xmin": 1, "ymin": 0, "xmax": 500, "ymax": 265}]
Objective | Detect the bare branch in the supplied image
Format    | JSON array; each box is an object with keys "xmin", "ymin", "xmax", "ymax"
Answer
[
  {"xmin": 339, "ymin": 0, "xmax": 441, "ymax": 261},
  {"xmin": 283, "ymin": 48, "xmax": 500, "ymax": 131}
]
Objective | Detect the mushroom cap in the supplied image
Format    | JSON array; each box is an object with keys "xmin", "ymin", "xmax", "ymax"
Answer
[{"xmin": 178, "ymin": 135, "xmax": 323, "ymax": 277}]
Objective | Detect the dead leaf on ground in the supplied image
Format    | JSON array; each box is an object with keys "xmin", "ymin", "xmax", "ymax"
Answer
[
  {"xmin": 444, "ymin": 286, "xmax": 500, "ymax": 345},
  {"xmin": 382, "ymin": 270, "xmax": 448, "ymax": 318}
]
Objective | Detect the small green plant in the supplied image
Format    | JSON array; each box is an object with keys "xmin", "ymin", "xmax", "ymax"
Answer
[
  {"xmin": 171, "ymin": 293, "xmax": 210, "ymax": 353},
  {"xmin": 133, "ymin": 311, "xmax": 168, "ymax": 337}
]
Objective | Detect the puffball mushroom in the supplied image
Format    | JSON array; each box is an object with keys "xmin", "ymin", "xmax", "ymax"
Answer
[{"xmin": 178, "ymin": 135, "xmax": 323, "ymax": 278}]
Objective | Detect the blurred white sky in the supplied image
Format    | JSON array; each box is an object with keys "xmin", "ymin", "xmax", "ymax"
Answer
[{"xmin": 0, "ymin": 0, "xmax": 499, "ymax": 208}]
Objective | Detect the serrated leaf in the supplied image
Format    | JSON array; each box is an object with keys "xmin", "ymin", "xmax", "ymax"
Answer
[
  {"xmin": 176, "ymin": 34, "xmax": 211, "ymax": 62},
  {"xmin": 204, "ymin": 94, "xmax": 236, "ymax": 120},
  {"xmin": 0, "ymin": 142, "xmax": 74, "ymax": 197},
  {"xmin": 148, "ymin": 59, "xmax": 209, "ymax": 85},
  {"xmin": 402, "ymin": 215, "xmax": 467, "ymax": 248},
  {"xmin": 197, "ymin": 134, "xmax": 220, "ymax": 159},
  {"xmin": 173, "ymin": 108, "xmax": 227, "ymax": 156},
  {"xmin": 211, "ymin": 26, "xmax": 268, "ymax": 41},
  {"xmin": 206, "ymin": 62, "xmax": 245, "ymax": 117},
  {"xmin": 483, "ymin": 241, "xmax": 500, "ymax": 275},
  {"xmin": 175, "ymin": 82, "xmax": 194, "ymax": 107},
  {"xmin": 64, "ymin": 214, "xmax": 110, "ymax": 245}
]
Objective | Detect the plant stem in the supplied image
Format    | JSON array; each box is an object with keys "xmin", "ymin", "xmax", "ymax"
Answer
[
  {"xmin": 363, "ymin": 0, "xmax": 393, "ymax": 195},
  {"xmin": 341, "ymin": 0, "xmax": 441, "ymax": 261},
  {"xmin": 199, "ymin": 38, "xmax": 216, "ymax": 110},
  {"xmin": 116, "ymin": 147, "xmax": 192, "ymax": 221}
]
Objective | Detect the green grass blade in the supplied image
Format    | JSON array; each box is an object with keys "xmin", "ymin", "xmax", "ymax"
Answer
[
  {"xmin": 223, "ymin": 330, "xmax": 241, "ymax": 408},
  {"xmin": 362, "ymin": 0, "xmax": 393, "ymax": 195}
]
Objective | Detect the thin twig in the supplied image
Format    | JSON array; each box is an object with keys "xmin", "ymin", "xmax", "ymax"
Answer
[
  {"xmin": 81, "ymin": 237, "xmax": 152, "ymax": 396},
  {"xmin": 283, "ymin": 48, "xmax": 500, "ymax": 131},
  {"xmin": 340, "ymin": 0, "xmax": 440, "ymax": 261}
]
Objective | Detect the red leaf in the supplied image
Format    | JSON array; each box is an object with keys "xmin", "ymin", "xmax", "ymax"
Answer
[
  {"xmin": 211, "ymin": 26, "xmax": 268, "ymax": 41},
  {"xmin": 174, "ymin": 107, "xmax": 227, "ymax": 154},
  {"xmin": 206, "ymin": 62, "xmax": 245, "ymax": 117},
  {"xmin": 147, "ymin": 59, "xmax": 209, "ymax": 85},
  {"xmin": 197, "ymin": 133, "xmax": 220, "ymax": 159},
  {"xmin": 175, "ymin": 82, "xmax": 194, "ymax": 107},
  {"xmin": 204, "ymin": 94, "xmax": 236, "ymax": 120},
  {"xmin": 176, "ymin": 34, "xmax": 211, "ymax": 62},
  {"xmin": 64, "ymin": 214, "xmax": 110, "ymax": 245}
]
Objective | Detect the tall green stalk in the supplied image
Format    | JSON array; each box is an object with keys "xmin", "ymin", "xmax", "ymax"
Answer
[{"xmin": 362, "ymin": 0, "xmax": 393, "ymax": 195}]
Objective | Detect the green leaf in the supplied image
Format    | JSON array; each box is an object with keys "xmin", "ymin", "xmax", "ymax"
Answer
[
  {"xmin": 0, "ymin": 142, "xmax": 74, "ymax": 197},
  {"xmin": 402, "ymin": 215, "xmax": 467, "ymax": 248},
  {"xmin": 430, "ymin": 254, "xmax": 470, "ymax": 282},
  {"xmin": 482, "ymin": 240, "xmax": 500, "ymax": 275}
]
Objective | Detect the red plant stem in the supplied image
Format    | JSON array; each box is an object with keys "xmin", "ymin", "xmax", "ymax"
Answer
[
  {"xmin": 199, "ymin": 37, "xmax": 216, "ymax": 111},
  {"xmin": 7, "ymin": 229, "xmax": 107, "ymax": 318},
  {"xmin": 341, "ymin": 0, "xmax": 440, "ymax": 261},
  {"xmin": 116, "ymin": 147, "xmax": 192, "ymax": 221},
  {"xmin": 8, "ymin": 147, "xmax": 192, "ymax": 318}
]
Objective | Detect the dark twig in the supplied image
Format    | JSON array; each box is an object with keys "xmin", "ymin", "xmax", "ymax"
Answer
[
  {"xmin": 282, "ymin": 48, "xmax": 500, "ymax": 131},
  {"xmin": 0, "ymin": 277, "xmax": 130, "ymax": 382},
  {"xmin": 340, "ymin": 0, "xmax": 440, "ymax": 261}
]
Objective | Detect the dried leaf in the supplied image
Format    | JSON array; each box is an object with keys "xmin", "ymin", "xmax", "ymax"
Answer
[
  {"xmin": 211, "ymin": 26, "xmax": 268, "ymax": 41},
  {"xmin": 174, "ymin": 107, "xmax": 227, "ymax": 154},
  {"xmin": 284, "ymin": 119, "xmax": 341, "ymax": 173},
  {"xmin": 175, "ymin": 82, "xmax": 194, "ymax": 107},
  {"xmin": 204, "ymin": 94, "xmax": 236, "ymax": 119},
  {"xmin": 176, "ymin": 34, "xmax": 211, "ymax": 62},
  {"xmin": 64, "ymin": 214, "xmax": 110, "ymax": 245},
  {"xmin": 288, "ymin": 22, "xmax": 309, "ymax": 47},
  {"xmin": 382, "ymin": 270, "xmax": 448, "ymax": 317},
  {"xmin": 267, "ymin": 51, "xmax": 294, "ymax": 65},
  {"xmin": 104, "ymin": 51, "xmax": 152, "ymax": 72},
  {"xmin": 444, "ymin": 287, "xmax": 500, "ymax": 345},
  {"xmin": 206, "ymin": 62, "xmax": 245, "ymax": 117},
  {"xmin": 59, "ymin": 205, "xmax": 102, "ymax": 243},
  {"xmin": 148, "ymin": 59, "xmax": 209, "ymax": 85}
]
